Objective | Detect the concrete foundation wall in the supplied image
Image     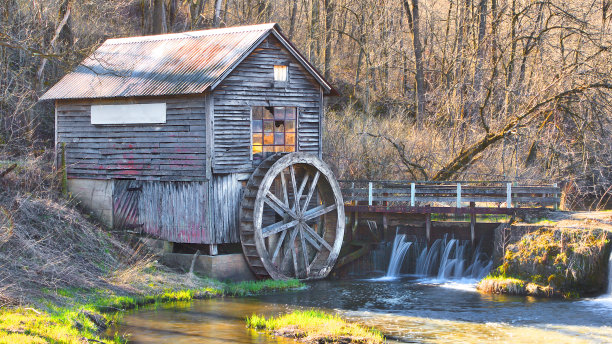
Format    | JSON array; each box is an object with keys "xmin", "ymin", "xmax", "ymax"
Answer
[
  {"xmin": 161, "ymin": 253, "xmax": 255, "ymax": 281},
  {"xmin": 67, "ymin": 178, "xmax": 113, "ymax": 227}
]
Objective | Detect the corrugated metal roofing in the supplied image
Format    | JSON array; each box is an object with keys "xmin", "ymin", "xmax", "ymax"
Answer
[{"xmin": 40, "ymin": 23, "xmax": 333, "ymax": 100}]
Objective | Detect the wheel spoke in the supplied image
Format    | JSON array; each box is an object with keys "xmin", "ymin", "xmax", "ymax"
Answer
[
  {"xmin": 266, "ymin": 191, "xmax": 298, "ymax": 218},
  {"xmin": 294, "ymin": 173, "xmax": 309, "ymax": 212},
  {"xmin": 302, "ymin": 223, "xmax": 333, "ymax": 251},
  {"xmin": 262, "ymin": 219, "xmax": 299, "ymax": 238},
  {"xmin": 279, "ymin": 170, "xmax": 290, "ymax": 208},
  {"xmin": 271, "ymin": 229, "xmax": 288, "ymax": 262},
  {"xmin": 303, "ymin": 204, "xmax": 336, "ymax": 222},
  {"xmin": 280, "ymin": 227, "xmax": 299, "ymax": 268},
  {"xmin": 301, "ymin": 171, "xmax": 320, "ymax": 214},
  {"xmin": 302, "ymin": 228, "xmax": 322, "ymax": 251},
  {"xmin": 290, "ymin": 224, "xmax": 299, "ymax": 277},
  {"xmin": 299, "ymin": 225, "xmax": 311, "ymax": 277},
  {"xmin": 289, "ymin": 166, "xmax": 299, "ymax": 211}
]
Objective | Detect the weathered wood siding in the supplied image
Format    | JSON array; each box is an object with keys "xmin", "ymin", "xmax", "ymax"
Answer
[
  {"xmin": 209, "ymin": 174, "xmax": 243, "ymax": 243},
  {"xmin": 56, "ymin": 96, "xmax": 207, "ymax": 181},
  {"xmin": 114, "ymin": 180, "xmax": 215, "ymax": 244},
  {"xmin": 212, "ymin": 35, "xmax": 322, "ymax": 173}
]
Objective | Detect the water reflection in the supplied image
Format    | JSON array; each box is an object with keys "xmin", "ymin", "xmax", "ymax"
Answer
[
  {"xmin": 109, "ymin": 278, "xmax": 612, "ymax": 343},
  {"xmin": 107, "ymin": 299, "xmax": 298, "ymax": 344}
]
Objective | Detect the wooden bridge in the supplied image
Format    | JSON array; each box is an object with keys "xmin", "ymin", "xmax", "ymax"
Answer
[
  {"xmin": 338, "ymin": 180, "xmax": 561, "ymax": 244},
  {"xmin": 341, "ymin": 180, "xmax": 560, "ymax": 214}
]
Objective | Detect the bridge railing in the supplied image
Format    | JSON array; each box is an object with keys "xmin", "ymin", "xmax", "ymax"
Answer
[{"xmin": 339, "ymin": 180, "xmax": 561, "ymax": 209}]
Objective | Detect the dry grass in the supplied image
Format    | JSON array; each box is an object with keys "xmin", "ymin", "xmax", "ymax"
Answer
[
  {"xmin": 0, "ymin": 154, "xmax": 146, "ymax": 307},
  {"xmin": 477, "ymin": 276, "xmax": 526, "ymax": 295}
]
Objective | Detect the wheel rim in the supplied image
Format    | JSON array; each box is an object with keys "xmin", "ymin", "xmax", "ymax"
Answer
[{"xmin": 240, "ymin": 153, "xmax": 344, "ymax": 280}]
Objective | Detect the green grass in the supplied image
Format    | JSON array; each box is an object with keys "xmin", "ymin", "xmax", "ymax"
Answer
[
  {"xmin": 0, "ymin": 308, "xmax": 115, "ymax": 344},
  {"xmin": 0, "ymin": 279, "xmax": 305, "ymax": 343},
  {"xmin": 224, "ymin": 279, "xmax": 304, "ymax": 296},
  {"xmin": 247, "ymin": 310, "xmax": 384, "ymax": 343}
]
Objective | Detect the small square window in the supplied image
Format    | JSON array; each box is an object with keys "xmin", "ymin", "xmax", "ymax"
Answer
[
  {"xmin": 251, "ymin": 106, "xmax": 297, "ymax": 162},
  {"xmin": 274, "ymin": 65, "xmax": 288, "ymax": 82}
]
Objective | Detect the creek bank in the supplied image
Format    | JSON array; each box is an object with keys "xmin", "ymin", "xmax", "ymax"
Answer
[
  {"xmin": 0, "ymin": 276, "xmax": 305, "ymax": 343},
  {"xmin": 247, "ymin": 310, "xmax": 385, "ymax": 344},
  {"xmin": 481, "ymin": 215, "xmax": 612, "ymax": 298},
  {"xmin": 0, "ymin": 157, "xmax": 308, "ymax": 343}
]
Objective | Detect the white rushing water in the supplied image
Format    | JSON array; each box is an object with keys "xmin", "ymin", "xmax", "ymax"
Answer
[
  {"xmin": 382, "ymin": 233, "xmax": 492, "ymax": 281},
  {"xmin": 384, "ymin": 233, "xmax": 412, "ymax": 278},
  {"xmin": 608, "ymin": 249, "xmax": 612, "ymax": 296}
]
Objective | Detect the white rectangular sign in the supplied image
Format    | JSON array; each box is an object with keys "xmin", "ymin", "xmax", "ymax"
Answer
[{"xmin": 91, "ymin": 103, "xmax": 166, "ymax": 125}]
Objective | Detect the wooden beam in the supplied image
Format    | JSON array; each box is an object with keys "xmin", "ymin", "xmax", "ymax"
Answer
[
  {"xmin": 382, "ymin": 213, "xmax": 388, "ymax": 241},
  {"xmin": 470, "ymin": 201, "xmax": 476, "ymax": 244},
  {"xmin": 425, "ymin": 211, "xmax": 431, "ymax": 245}
]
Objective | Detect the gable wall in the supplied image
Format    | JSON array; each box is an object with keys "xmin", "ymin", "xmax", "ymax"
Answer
[
  {"xmin": 212, "ymin": 35, "xmax": 322, "ymax": 173},
  {"xmin": 56, "ymin": 95, "xmax": 207, "ymax": 181}
]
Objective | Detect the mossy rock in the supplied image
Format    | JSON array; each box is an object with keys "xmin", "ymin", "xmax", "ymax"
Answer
[{"xmin": 492, "ymin": 228, "xmax": 611, "ymax": 296}]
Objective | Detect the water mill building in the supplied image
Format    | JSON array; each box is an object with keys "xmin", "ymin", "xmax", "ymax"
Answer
[{"xmin": 41, "ymin": 23, "xmax": 346, "ymax": 281}]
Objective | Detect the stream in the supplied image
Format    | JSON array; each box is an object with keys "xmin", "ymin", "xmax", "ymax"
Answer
[{"xmin": 106, "ymin": 276, "xmax": 612, "ymax": 343}]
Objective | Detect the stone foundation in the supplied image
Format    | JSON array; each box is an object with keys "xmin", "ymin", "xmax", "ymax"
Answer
[
  {"xmin": 161, "ymin": 253, "xmax": 255, "ymax": 281},
  {"xmin": 67, "ymin": 178, "xmax": 113, "ymax": 227}
]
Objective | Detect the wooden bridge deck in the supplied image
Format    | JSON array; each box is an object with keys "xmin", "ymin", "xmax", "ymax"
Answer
[{"xmin": 341, "ymin": 180, "xmax": 560, "ymax": 215}]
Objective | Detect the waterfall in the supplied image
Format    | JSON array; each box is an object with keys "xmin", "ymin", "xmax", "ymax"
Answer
[
  {"xmin": 379, "ymin": 232, "xmax": 493, "ymax": 281},
  {"xmin": 416, "ymin": 239, "xmax": 443, "ymax": 276},
  {"xmin": 385, "ymin": 234, "xmax": 412, "ymax": 278},
  {"xmin": 423, "ymin": 236, "xmax": 491, "ymax": 280},
  {"xmin": 608, "ymin": 250, "xmax": 612, "ymax": 296},
  {"xmin": 437, "ymin": 239, "xmax": 458, "ymax": 279}
]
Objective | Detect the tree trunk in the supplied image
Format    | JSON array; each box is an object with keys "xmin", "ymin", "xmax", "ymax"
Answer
[
  {"xmin": 473, "ymin": 0, "xmax": 487, "ymax": 99},
  {"xmin": 403, "ymin": 0, "xmax": 426, "ymax": 124},
  {"xmin": 324, "ymin": 0, "xmax": 334, "ymax": 79},
  {"xmin": 310, "ymin": 0, "xmax": 320, "ymax": 63},
  {"xmin": 288, "ymin": 0, "xmax": 298, "ymax": 39},
  {"xmin": 58, "ymin": 0, "xmax": 73, "ymax": 47},
  {"xmin": 189, "ymin": 0, "xmax": 206, "ymax": 29},
  {"xmin": 168, "ymin": 0, "xmax": 178, "ymax": 30},
  {"xmin": 152, "ymin": 0, "xmax": 167, "ymax": 34},
  {"xmin": 213, "ymin": 0, "xmax": 224, "ymax": 27}
]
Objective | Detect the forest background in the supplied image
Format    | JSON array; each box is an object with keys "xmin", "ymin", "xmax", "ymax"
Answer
[{"xmin": 1, "ymin": 0, "xmax": 611, "ymax": 209}]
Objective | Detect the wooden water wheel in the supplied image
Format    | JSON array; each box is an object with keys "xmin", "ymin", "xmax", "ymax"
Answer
[{"xmin": 239, "ymin": 153, "xmax": 345, "ymax": 280}]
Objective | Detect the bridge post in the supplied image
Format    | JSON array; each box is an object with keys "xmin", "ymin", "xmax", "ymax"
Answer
[
  {"xmin": 553, "ymin": 183, "xmax": 558, "ymax": 210},
  {"xmin": 368, "ymin": 182, "xmax": 373, "ymax": 206},
  {"xmin": 410, "ymin": 182, "xmax": 415, "ymax": 206},
  {"xmin": 456, "ymin": 183, "xmax": 462, "ymax": 208},
  {"xmin": 506, "ymin": 183, "xmax": 512, "ymax": 208}
]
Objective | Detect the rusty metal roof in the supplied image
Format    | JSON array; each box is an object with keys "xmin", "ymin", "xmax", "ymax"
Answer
[{"xmin": 40, "ymin": 23, "xmax": 334, "ymax": 100}]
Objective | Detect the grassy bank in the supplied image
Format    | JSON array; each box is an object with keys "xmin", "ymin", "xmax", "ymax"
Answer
[
  {"xmin": 0, "ymin": 278, "xmax": 305, "ymax": 343},
  {"xmin": 247, "ymin": 310, "xmax": 384, "ymax": 344},
  {"xmin": 0, "ymin": 157, "xmax": 307, "ymax": 343}
]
